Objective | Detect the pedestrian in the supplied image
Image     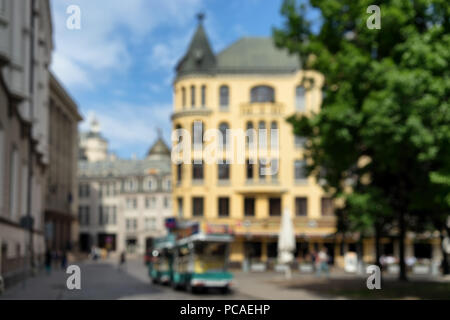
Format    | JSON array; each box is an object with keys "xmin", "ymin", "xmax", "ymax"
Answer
[
  {"xmin": 45, "ymin": 249, "xmax": 52, "ymax": 275},
  {"xmin": 119, "ymin": 251, "xmax": 126, "ymax": 271},
  {"xmin": 61, "ymin": 251, "xmax": 68, "ymax": 270},
  {"xmin": 316, "ymin": 247, "xmax": 330, "ymax": 277}
]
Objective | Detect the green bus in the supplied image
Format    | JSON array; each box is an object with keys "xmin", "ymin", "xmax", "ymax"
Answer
[
  {"xmin": 149, "ymin": 219, "xmax": 234, "ymax": 294},
  {"xmin": 171, "ymin": 232, "xmax": 233, "ymax": 293},
  {"xmin": 148, "ymin": 234, "xmax": 176, "ymax": 285}
]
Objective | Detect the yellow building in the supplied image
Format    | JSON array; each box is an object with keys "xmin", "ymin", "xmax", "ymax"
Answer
[{"xmin": 171, "ymin": 17, "xmax": 346, "ymax": 268}]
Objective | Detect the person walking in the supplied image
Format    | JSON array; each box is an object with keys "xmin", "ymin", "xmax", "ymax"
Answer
[
  {"xmin": 316, "ymin": 247, "xmax": 330, "ymax": 277},
  {"xmin": 61, "ymin": 251, "xmax": 68, "ymax": 270},
  {"xmin": 119, "ymin": 251, "xmax": 126, "ymax": 272},
  {"xmin": 44, "ymin": 249, "xmax": 52, "ymax": 275}
]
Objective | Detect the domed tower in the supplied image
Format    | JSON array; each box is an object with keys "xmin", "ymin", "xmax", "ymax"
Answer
[{"xmin": 147, "ymin": 129, "xmax": 170, "ymax": 160}]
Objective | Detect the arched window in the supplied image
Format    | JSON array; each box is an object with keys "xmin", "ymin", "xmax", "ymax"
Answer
[
  {"xmin": 219, "ymin": 122, "xmax": 229, "ymax": 147},
  {"xmin": 191, "ymin": 85, "xmax": 196, "ymax": 108},
  {"xmin": 124, "ymin": 178, "xmax": 137, "ymax": 192},
  {"xmin": 219, "ymin": 85, "xmax": 229, "ymax": 109},
  {"xmin": 175, "ymin": 124, "xmax": 183, "ymax": 143},
  {"xmin": 258, "ymin": 121, "xmax": 267, "ymax": 150},
  {"xmin": 270, "ymin": 121, "xmax": 278, "ymax": 149},
  {"xmin": 246, "ymin": 121, "xmax": 254, "ymax": 148},
  {"xmin": 201, "ymin": 85, "xmax": 206, "ymax": 108},
  {"xmin": 181, "ymin": 87, "xmax": 186, "ymax": 109},
  {"xmin": 192, "ymin": 121, "xmax": 204, "ymax": 147},
  {"xmin": 296, "ymin": 85, "xmax": 306, "ymax": 111},
  {"xmin": 144, "ymin": 176, "xmax": 157, "ymax": 191},
  {"xmin": 251, "ymin": 85, "xmax": 275, "ymax": 103}
]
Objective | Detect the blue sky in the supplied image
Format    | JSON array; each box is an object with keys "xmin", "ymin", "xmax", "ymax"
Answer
[{"xmin": 50, "ymin": 0, "xmax": 292, "ymax": 159}]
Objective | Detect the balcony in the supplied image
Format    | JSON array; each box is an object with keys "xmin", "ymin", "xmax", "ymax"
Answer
[
  {"xmin": 240, "ymin": 102, "xmax": 285, "ymax": 116},
  {"xmin": 171, "ymin": 108, "xmax": 212, "ymax": 120}
]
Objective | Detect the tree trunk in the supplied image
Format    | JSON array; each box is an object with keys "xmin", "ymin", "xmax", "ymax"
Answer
[
  {"xmin": 374, "ymin": 224, "xmax": 382, "ymax": 269},
  {"xmin": 441, "ymin": 228, "xmax": 449, "ymax": 275},
  {"xmin": 398, "ymin": 211, "xmax": 408, "ymax": 281}
]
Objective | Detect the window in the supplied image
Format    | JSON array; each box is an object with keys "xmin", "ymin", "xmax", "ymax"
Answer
[
  {"xmin": 192, "ymin": 121, "xmax": 204, "ymax": 147},
  {"xmin": 192, "ymin": 161, "xmax": 204, "ymax": 180},
  {"xmin": 269, "ymin": 198, "xmax": 281, "ymax": 216},
  {"xmin": 191, "ymin": 85, "xmax": 196, "ymax": 107},
  {"xmin": 296, "ymin": 86, "xmax": 306, "ymax": 111},
  {"xmin": 111, "ymin": 206, "xmax": 117, "ymax": 225},
  {"xmin": 246, "ymin": 122, "xmax": 254, "ymax": 149},
  {"xmin": 9, "ymin": 147, "xmax": 19, "ymax": 219},
  {"xmin": 78, "ymin": 206, "xmax": 90, "ymax": 226},
  {"xmin": 218, "ymin": 197, "xmax": 229, "ymax": 217},
  {"xmin": 270, "ymin": 121, "xmax": 278, "ymax": 150},
  {"xmin": 0, "ymin": 126, "xmax": 4, "ymax": 208},
  {"xmin": 98, "ymin": 206, "xmax": 103, "ymax": 225},
  {"xmin": 21, "ymin": 164, "xmax": 28, "ymax": 216},
  {"xmin": 163, "ymin": 177, "xmax": 171, "ymax": 191},
  {"xmin": 321, "ymin": 197, "xmax": 334, "ymax": 216},
  {"xmin": 270, "ymin": 158, "xmax": 279, "ymax": 180},
  {"xmin": 295, "ymin": 197, "xmax": 307, "ymax": 216},
  {"xmin": 250, "ymin": 85, "xmax": 275, "ymax": 103},
  {"xmin": 181, "ymin": 87, "xmax": 186, "ymax": 108},
  {"xmin": 126, "ymin": 218, "xmax": 138, "ymax": 231},
  {"xmin": 192, "ymin": 197, "xmax": 204, "ymax": 217},
  {"xmin": 219, "ymin": 85, "xmax": 229, "ymax": 109},
  {"xmin": 145, "ymin": 176, "xmax": 157, "ymax": 191},
  {"xmin": 218, "ymin": 122, "xmax": 229, "ymax": 147},
  {"xmin": 124, "ymin": 179, "xmax": 136, "ymax": 192},
  {"xmin": 246, "ymin": 159, "xmax": 254, "ymax": 180},
  {"xmin": 177, "ymin": 197, "xmax": 183, "ymax": 218},
  {"xmin": 258, "ymin": 121, "xmax": 267, "ymax": 150},
  {"xmin": 201, "ymin": 85, "xmax": 206, "ymax": 108},
  {"xmin": 258, "ymin": 159, "xmax": 266, "ymax": 179},
  {"xmin": 175, "ymin": 124, "xmax": 183, "ymax": 143},
  {"xmin": 218, "ymin": 163, "xmax": 230, "ymax": 180},
  {"xmin": 145, "ymin": 217, "xmax": 156, "ymax": 230},
  {"xmin": 163, "ymin": 196, "xmax": 170, "ymax": 208},
  {"xmin": 244, "ymin": 198, "xmax": 255, "ymax": 216},
  {"xmin": 145, "ymin": 197, "xmax": 156, "ymax": 209},
  {"xmin": 78, "ymin": 184, "xmax": 90, "ymax": 198},
  {"xmin": 295, "ymin": 135, "xmax": 306, "ymax": 148},
  {"xmin": 177, "ymin": 164, "xmax": 182, "ymax": 184},
  {"xmin": 126, "ymin": 198, "xmax": 137, "ymax": 209},
  {"xmin": 294, "ymin": 160, "xmax": 307, "ymax": 181}
]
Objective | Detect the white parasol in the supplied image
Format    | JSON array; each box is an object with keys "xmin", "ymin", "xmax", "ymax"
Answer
[{"xmin": 278, "ymin": 208, "xmax": 296, "ymax": 278}]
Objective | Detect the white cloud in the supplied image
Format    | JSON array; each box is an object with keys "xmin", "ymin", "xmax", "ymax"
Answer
[
  {"xmin": 80, "ymin": 102, "xmax": 173, "ymax": 157},
  {"xmin": 50, "ymin": 0, "xmax": 204, "ymax": 89}
]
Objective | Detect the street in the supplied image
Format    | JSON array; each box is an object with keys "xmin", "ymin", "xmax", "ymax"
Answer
[{"xmin": 0, "ymin": 257, "xmax": 322, "ymax": 300}]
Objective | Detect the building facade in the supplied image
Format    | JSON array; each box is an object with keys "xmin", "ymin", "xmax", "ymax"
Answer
[
  {"xmin": 171, "ymin": 18, "xmax": 443, "ymax": 270},
  {"xmin": 78, "ymin": 121, "xmax": 172, "ymax": 255},
  {"xmin": 171, "ymin": 18, "xmax": 336, "ymax": 268},
  {"xmin": 45, "ymin": 73, "xmax": 82, "ymax": 253},
  {"xmin": 0, "ymin": 0, "xmax": 53, "ymax": 285}
]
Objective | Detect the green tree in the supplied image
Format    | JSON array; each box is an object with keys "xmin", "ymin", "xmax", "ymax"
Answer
[{"xmin": 274, "ymin": 0, "xmax": 450, "ymax": 280}]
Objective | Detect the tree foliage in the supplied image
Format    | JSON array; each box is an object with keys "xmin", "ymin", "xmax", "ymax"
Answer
[{"xmin": 274, "ymin": 0, "xmax": 450, "ymax": 279}]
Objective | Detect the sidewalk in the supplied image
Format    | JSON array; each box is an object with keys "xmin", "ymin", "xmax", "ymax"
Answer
[{"xmin": 232, "ymin": 271, "xmax": 330, "ymax": 300}]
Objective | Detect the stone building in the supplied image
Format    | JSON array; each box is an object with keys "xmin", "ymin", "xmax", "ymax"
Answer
[
  {"xmin": 0, "ymin": 0, "xmax": 53, "ymax": 286},
  {"xmin": 45, "ymin": 73, "xmax": 82, "ymax": 253},
  {"xmin": 77, "ymin": 121, "xmax": 172, "ymax": 255}
]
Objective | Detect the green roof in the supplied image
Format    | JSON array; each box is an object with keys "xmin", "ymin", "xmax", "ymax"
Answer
[
  {"xmin": 175, "ymin": 21, "xmax": 301, "ymax": 78},
  {"xmin": 216, "ymin": 37, "xmax": 300, "ymax": 74},
  {"xmin": 176, "ymin": 23, "xmax": 216, "ymax": 77}
]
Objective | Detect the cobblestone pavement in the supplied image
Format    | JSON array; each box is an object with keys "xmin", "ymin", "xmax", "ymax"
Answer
[{"xmin": 0, "ymin": 257, "xmax": 324, "ymax": 300}]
